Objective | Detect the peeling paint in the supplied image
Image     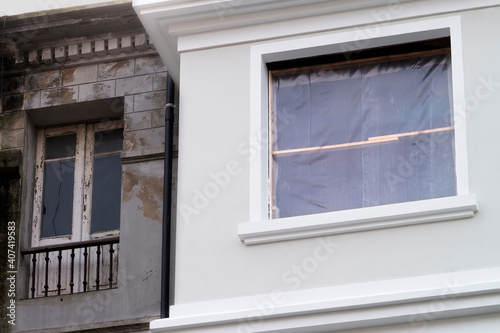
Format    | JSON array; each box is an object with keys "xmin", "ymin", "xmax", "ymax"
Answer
[
  {"xmin": 124, "ymin": 139, "xmax": 134, "ymax": 151},
  {"xmin": 24, "ymin": 91, "xmax": 41, "ymax": 109},
  {"xmin": 40, "ymin": 71, "xmax": 60, "ymax": 87},
  {"xmin": 122, "ymin": 172, "xmax": 139, "ymax": 202},
  {"xmin": 62, "ymin": 67, "xmax": 77, "ymax": 85},
  {"xmin": 109, "ymin": 61, "xmax": 128, "ymax": 73},
  {"xmin": 26, "ymin": 70, "xmax": 61, "ymax": 91},
  {"xmin": 43, "ymin": 87, "xmax": 78, "ymax": 106},
  {"xmin": 135, "ymin": 56, "xmax": 167, "ymax": 75},
  {"xmin": 99, "ymin": 59, "xmax": 134, "ymax": 81},
  {"xmin": 122, "ymin": 170, "xmax": 162, "ymax": 223}
]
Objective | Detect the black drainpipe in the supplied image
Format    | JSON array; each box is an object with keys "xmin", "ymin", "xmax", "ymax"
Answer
[{"xmin": 161, "ymin": 73, "xmax": 175, "ymax": 319}]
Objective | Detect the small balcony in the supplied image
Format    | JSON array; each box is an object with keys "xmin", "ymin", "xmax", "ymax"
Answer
[{"xmin": 21, "ymin": 237, "xmax": 119, "ymax": 298}]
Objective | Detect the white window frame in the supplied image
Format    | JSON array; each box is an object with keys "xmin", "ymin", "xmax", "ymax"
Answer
[
  {"xmin": 238, "ymin": 16, "xmax": 478, "ymax": 245},
  {"xmin": 31, "ymin": 120, "xmax": 123, "ymax": 295}
]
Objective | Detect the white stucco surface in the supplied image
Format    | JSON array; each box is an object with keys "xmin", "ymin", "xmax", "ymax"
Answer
[
  {"xmin": 134, "ymin": 0, "xmax": 500, "ymax": 331},
  {"xmin": 173, "ymin": 4, "xmax": 500, "ymax": 305}
]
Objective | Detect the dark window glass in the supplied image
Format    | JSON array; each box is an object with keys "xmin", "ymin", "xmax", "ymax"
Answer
[
  {"xmin": 41, "ymin": 160, "xmax": 75, "ymax": 237},
  {"xmin": 90, "ymin": 154, "xmax": 122, "ymax": 233},
  {"xmin": 94, "ymin": 130, "xmax": 123, "ymax": 154},
  {"xmin": 45, "ymin": 134, "xmax": 76, "ymax": 159}
]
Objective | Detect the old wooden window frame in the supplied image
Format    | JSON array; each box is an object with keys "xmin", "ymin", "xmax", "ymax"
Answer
[{"xmin": 31, "ymin": 120, "xmax": 123, "ymax": 295}]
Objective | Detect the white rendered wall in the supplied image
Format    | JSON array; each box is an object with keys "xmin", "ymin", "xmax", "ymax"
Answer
[
  {"xmin": 165, "ymin": 3, "xmax": 500, "ymax": 332},
  {"xmin": 175, "ymin": 5, "xmax": 500, "ymax": 303}
]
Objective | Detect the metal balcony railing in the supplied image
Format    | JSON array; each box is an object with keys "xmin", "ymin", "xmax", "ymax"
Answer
[{"xmin": 21, "ymin": 237, "xmax": 119, "ymax": 298}]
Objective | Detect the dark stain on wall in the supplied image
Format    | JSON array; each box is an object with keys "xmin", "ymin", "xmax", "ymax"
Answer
[
  {"xmin": 25, "ymin": 71, "xmax": 61, "ymax": 91},
  {"xmin": 2, "ymin": 94, "xmax": 24, "ymax": 112},
  {"xmin": 0, "ymin": 163, "xmax": 21, "ymax": 333},
  {"xmin": 2, "ymin": 76, "xmax": 24, "ymax": 95}
]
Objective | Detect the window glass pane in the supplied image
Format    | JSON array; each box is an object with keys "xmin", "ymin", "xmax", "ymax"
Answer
[
  {"xmin": 94, "ymin": 129, "xmax": 124, "ymax": 154},
  {"xmin": 271, "ymin": 54, "xmax": 456, "ymax": 218},
  {"xmin": 45, "ymin": 134, "xmax": 76, "ymax": 159},
  {"xmin": 41, "ymin": 160, "xmax": 75, "ymax": 237},
  {"xmin": 90, "ymin": 154, "xmax": 122, "ymax": 233}
]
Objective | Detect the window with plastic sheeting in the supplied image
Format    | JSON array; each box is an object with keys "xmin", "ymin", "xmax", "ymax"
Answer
[{"xmin": 270, "ymin": 47, "xmax": 456, "ymax": 219}]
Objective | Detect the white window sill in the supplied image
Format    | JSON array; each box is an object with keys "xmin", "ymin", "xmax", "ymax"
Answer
[{"xmin": 238, "ymin": 194, "xmax": 478, "ymax": 245}]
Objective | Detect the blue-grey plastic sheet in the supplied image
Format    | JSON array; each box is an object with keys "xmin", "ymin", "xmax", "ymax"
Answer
[{"xmin": 271, "ymin": 54, "xmax": 456, "ymax": 218}]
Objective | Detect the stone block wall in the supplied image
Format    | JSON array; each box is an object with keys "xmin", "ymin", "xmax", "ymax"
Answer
[
  {"xmin": 0, "ymin": 4, "xmax": 178, "ymax": 331},
  {"xmin": 2, "ymin": 54, "xmax": 176, "ymax": 156},
  {"xmin": 1, "ymin": 53, "xmax": 176, "ymax": 332}
]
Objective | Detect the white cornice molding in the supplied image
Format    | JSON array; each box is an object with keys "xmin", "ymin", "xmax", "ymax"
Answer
[
  {"xmin": 133, "ymin": 0, "xmax": 417, "ymax": 83},
  {"xmin": 133, "ymin": 0, "xmax": 500, "ymax": 83},
  {"xmin": 150, "ymin": 267, "xmax": 500, "ymax": 332}
]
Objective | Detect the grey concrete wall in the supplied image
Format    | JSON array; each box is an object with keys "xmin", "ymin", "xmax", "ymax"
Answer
[{"xmin": 0, "ymin": 51, "xmax": 175, "ymax": 332}]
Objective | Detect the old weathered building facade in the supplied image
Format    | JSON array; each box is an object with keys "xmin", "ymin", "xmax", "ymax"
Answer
[{"xmin": 1, "ymin": 3, "xmax": 175, "ymax": 332}]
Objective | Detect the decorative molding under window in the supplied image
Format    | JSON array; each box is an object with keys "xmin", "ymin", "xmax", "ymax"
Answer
[{"xmin": 238, "ymin": 194, "xmax": 478, "ymax": 245}]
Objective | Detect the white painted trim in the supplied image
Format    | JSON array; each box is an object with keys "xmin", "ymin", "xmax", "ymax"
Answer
[
  {"xmin": 176, "ymin": 0, "xmax": 500, "ymax": 52},
  {"xmin": 245, "ymin": 16, "xmax": 473, "ymax": 245},
  {"xmin": 448, "ymin": 22, "xmax": 469, "ymax": 196},
  {"xmin": 133, "ymin": 0, "xmax": 500, "ymax": 82},
  {"xmin": 82, "ymin": 124, "xmax": 94, "ymax": 242},
  {"xmin": 150, "ymin": 267, "xmax": 500, "ymax": 332},
  {"xmin": 239, "ymin": 194, "xmax": 477, "ymax": 245},
  {"xmin": 248, "ymin": 44, "xmax": 269, "ymax": 223}
]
